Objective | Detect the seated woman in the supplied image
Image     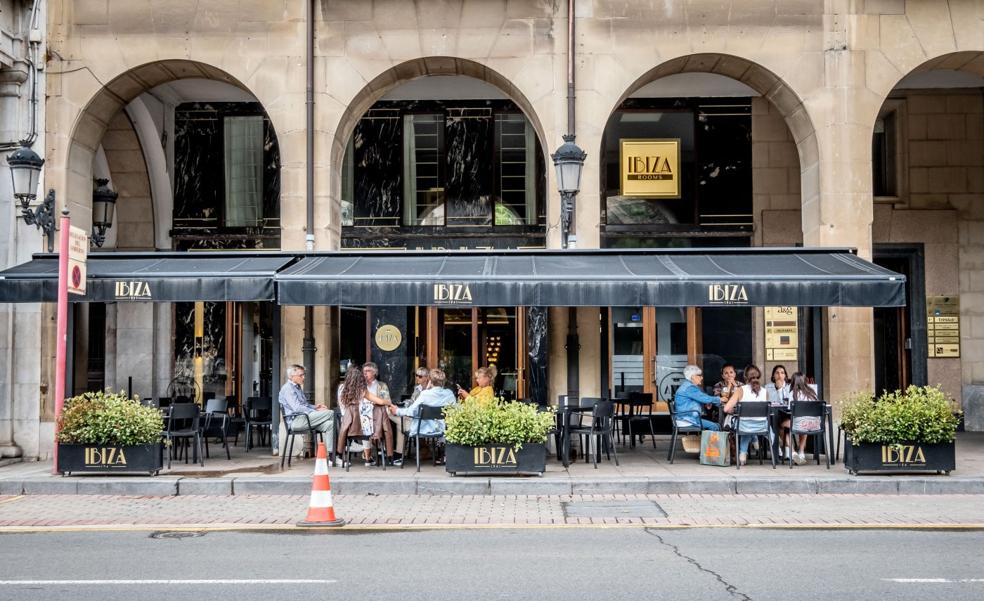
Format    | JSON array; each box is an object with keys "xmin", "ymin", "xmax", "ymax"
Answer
[
  {"xmin": 779, "ymin": 372, "xmax": 818, "ymax": 465},
  {"xmin": 336, "ymin": 366, "xmax": 395, "ymax": 466},
  {"xmin": 723, "ymin": 364, "xmax": 769, "ymax": 466},
  {"xmin": 457, "ymin": 365, "xmax": 496, "ymax": 404},
  {"xmin": 765, "ymin": 364, "xmax": 791, "ymax": 406}
]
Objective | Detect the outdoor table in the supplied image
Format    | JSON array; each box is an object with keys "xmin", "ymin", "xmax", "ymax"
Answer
[
  {"xmin": 767, "ymin": 404, "xmax": 835, "ymax": 464},
  {"xmin": 613, "ymin": 396, "xmax": 651, "ymax": 448}
]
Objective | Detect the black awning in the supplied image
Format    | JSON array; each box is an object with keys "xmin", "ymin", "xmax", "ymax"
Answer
[
  {"xmin": 0, "ymin": 252, "xmax": 296, "ymax": 303},
  {"xmin": 276, "ymin": 248, "xmax": 906, "ymax": 307}
]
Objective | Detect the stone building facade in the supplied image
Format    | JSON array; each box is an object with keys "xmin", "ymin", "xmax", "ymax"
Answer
[{"xmin": 3, "ymin": 0, "xmax": 982, "ymax": 458}]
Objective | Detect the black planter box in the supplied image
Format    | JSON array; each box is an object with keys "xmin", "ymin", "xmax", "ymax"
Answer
[
  {"xmin": 445, "ymin": 443, "xmax": 546, "ymax": 476},
  {"xmin": 844, "ymin": 438, "xmax": 955, "ymax": 475},
  {"xmin": 57, "ymin": 443, "xmax": 163, "ymax": 476}
]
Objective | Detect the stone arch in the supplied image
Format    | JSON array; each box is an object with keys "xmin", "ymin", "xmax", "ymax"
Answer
[
  {"xmin": 327, "ymin": 57, "xmax": 551, "ymax": 234},
  {"xmin": 64, "ymin": 60, "xmax": 280, "ymax": 237},
  {"xmin": 603, "ymin": 53, "xmax": 820, "ymax": 228}
]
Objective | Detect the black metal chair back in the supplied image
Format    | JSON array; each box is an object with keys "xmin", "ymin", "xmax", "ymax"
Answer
[
  {"xmin": 734, "ymin": 401, "xmax": 774, "ymax": 470},
  {"xmin": 164, "ymin": 403, "xmax": 203, "ymax": 468},
  {"xmin": 244, "ymin": 396, "xmax": 273, "ymax": 451},
  {"xmin": 579, "ymin": 400, "xmax": 618, "ymax": 469},
  {"xmin": 789, "ymin": 400, "xmax": 830, "ymax": 469},
  {"xmin": 667, "ymin": 397, "xmax": 703, "ymax": 464}
]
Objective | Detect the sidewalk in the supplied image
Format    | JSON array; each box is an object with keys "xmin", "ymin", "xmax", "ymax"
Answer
[
  {"xmin": 3, "ymin": 493, "xmax": 984, "ymax": 530},
  {"xmin": 2, "ymin": 433, "xmax": 983, "ymax": 496}
]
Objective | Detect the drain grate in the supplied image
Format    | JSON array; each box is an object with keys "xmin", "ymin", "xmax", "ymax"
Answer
[
  {"xmin": 149, "ymin": 531, "xmax": 207, "ymax": 540},
  {"xmin": 561, "ymin": 500, "xmax": 667, "ymax": 519}
]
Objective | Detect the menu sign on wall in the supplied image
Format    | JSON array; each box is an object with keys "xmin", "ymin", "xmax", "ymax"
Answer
[
  {"xmin": 927, "ymin": 296, "xmax": 960, "ymax": 358},
  {"xmin": 765, "ymin": 306, "xmax": 798, "ymax": 361},
  {"xmin": 619, "ymin": 139, "xmax": 681, "ymax": 198}
]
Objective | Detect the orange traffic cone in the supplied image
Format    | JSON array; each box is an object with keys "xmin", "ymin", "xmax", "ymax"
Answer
[{"xmin": 297, "ymin": 441, "xmax": 346, "ymax": 527}]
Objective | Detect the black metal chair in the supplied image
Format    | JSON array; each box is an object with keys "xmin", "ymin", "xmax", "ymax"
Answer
[
  {"xmin": 733, "ymin": 402, "xmax": 774, "ymax": 470},
  {"xmin": 200, "ymin": 397, "xmax": 230, "ymax": 460},
  {"xmin": 667, "ymin": 397, "xmax": 703, "ymax": 464},
  {"xmin": 578, "ymin": 400, "xmax": 619, "ymax": 469},
  {"xmin": 789, "ymin": 400, "xmax": 830, "ymax": 469},
  {"xmin": 244, "ymin": 396, "xmax": 272, "ymax": 451},
  {"xmin": 403, "ymin": 404, "xmax": 446, "ymax": 472},
  {"xmin": 566, "ymin": 397, "xmax": 601, "ymax": 463},
  {"xmin": 164, "ymin": 403, "xmax": 203, "ymax": 469},
  {"xmin": 279, "ymin": 411, "xmax": 326, "ymax": 469}
]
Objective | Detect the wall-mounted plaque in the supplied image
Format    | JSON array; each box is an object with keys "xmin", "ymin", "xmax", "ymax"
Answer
[
  {"xmin": 927, "ymin": 296, "xmax": 960, "ymax": 358},
  {"xmin": 765, "ymin": 306, "xmax": 798, "ymax": 361},
  {"xmin": 619, "ymin": 139, "xmax": 681, "ymax": 198},
  {"xmin": 374, "ymin": 324, "xmax": 403, "ymax": 352}
]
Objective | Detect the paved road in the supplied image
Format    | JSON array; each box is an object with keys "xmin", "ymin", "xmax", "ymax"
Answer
[{"xmin": 0, "ymin": 528, "xmax": 982, "ymax": 600}]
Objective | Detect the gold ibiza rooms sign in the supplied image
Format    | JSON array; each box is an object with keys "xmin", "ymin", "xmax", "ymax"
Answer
[{"xmin": 620, "ymin": 139, "xmax": 681, "ymax": 198}]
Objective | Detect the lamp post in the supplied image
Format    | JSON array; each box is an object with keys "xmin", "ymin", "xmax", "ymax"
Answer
[
  {"xmin": 550, "ymin": 134, "xmax": 586, "ymax": 249},
  {"xmin": 551, "ymin": 133, "xmax": 587, "ymax": 404},
  {"xmin": 90, "ymin": 178, "xmax": 118, "ymax": 248},
  {"xmin": 6, "ymin": 144, "xmax": 55, "ymax": 252}
]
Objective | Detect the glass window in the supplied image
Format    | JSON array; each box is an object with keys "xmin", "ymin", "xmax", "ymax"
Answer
[
  {"xmin": 223, "ymin": 116, "xmax": 264, "ymax": 227},
  {"xmin": 404, "ymin": 114, "xmax": 445, "ymax": 226},
  {"xmin": 495, "ymin": 113, "xmax": 536, "ymax": 225},
  {"xmin": 872, "ymin": 111, "xmax": 898, "ymax": 197}
]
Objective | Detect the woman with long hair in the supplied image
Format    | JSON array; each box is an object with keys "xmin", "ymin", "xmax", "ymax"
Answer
[
  {"xmin": 765, "ymin": 364, "xmax": 791, "ymax": 406},
  {"xmin": 723, "ymin": 364, "xmax": 769, "ymax": 465},
  {"xmin": 336, "ymin": 366, "xmax": 394, "ymax": 466},
  {"xmin": 779, "ymin": 372, "xmax": 818, "ymax": 465}
]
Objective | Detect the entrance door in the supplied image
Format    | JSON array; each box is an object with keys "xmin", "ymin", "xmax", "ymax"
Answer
[
  {"xmin": 873, "ymin": 245, "xmax": 926, "ymax": 394},
  {"xmin": 609, "ymin": 306, "xmax": 690, "ymax": 408},
  {"xmin": 425, "ymin": 307, "xmax": 522, "ymax": 398}
]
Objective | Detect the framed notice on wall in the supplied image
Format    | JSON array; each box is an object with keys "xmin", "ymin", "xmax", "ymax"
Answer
[
  {"xmin": 927, "ymin": 296, "xmax": 960, "ymax": 358},
  {"xmin": 619, "ymin": 139, "xmax": 681, "ymax": 198},
  {"xmin": 765, "ymin": 306, "xmax": 798, "ymax": 361}
]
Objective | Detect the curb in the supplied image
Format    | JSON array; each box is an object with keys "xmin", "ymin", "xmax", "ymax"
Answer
[{"xmin": 4, "ymin": 475, "xmax": 984, "ymax": 496}]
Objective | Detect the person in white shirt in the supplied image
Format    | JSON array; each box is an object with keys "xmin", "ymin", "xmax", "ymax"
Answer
[{"xmin": 723, "ymin": 364, "xmax": 769, "ymax": 466}]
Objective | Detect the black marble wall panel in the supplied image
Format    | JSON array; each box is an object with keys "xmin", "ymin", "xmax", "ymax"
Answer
[
  {"xmin": 173, "ymin": 302, "xmax": 226, "ymax": 399},
  {"xmin": 174, "ymin": 108, "xmax": 220, "ymax": 221},
  {"xmin": 445, "ymin": 114, "xmax": 493, "ymax": 225},
  {"xmin": 369, "ymin": 306, "xmax": 409, "ymax": 402},
  {"xmin": 173, "ymin": 102, "xmax": 281, "ymax": 248},
  {"xmin": 353, "ymin": 118, "xmax": 402, "ymax": 226},
  {"xmin": 526, "ymin": 306, "xmax": 548, "ymax": 406}
]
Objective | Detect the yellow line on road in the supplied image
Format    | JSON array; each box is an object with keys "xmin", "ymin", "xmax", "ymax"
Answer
[
  {"xmin": 0, "ymin": 496, "xmax": 24, "ymax": 507},
  {"xmin": 2, "ymin": 521, "xmax": 984, "ymax": 534}
]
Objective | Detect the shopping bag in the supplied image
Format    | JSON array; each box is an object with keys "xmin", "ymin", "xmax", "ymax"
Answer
[
  {"xmin": 700, "ymin": 430, "xmax": 731, "ymax": 466},
  {"xmin": 681, "ymin": 434, "xmax": 701, "ymax": 454}
]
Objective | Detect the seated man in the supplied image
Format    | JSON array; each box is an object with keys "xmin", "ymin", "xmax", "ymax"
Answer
[
  {"xmin": 388, "ymin": 368, "xmax": 456, "ymax": 462},
  {"xmin": 278, "ymin": 363, "xmax": 339, "ymax": 465},
  {"xmin": 673, "ymin": 364, "xmax": 723, "ymax": 431}
]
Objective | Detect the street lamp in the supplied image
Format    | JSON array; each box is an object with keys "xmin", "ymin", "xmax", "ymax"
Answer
[
  {"xmin": 91, "ymin": 178, "xmax": 118, "ymax": 248},
  {"xmin": 550, "ymin": 134, "xmax": 586, "ymax": 249},
  {"xmin": 6, "ymin": 144, "xmax": 55, "ymax": 252}
]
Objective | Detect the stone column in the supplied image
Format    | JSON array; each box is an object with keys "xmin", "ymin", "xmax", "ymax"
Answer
[{"xmin": 804, "ymin": 10, "xmax": 876, "ymax": 410}]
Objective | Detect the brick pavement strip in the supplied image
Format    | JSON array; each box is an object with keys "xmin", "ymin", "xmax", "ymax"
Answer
[{"xmin": 3, "ymin": 494, "xmax": 984, "ymax": 529}]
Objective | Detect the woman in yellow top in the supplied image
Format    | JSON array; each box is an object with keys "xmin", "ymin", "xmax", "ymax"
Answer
[{"xmin": 457, "ymin": 366, "xmax": 496, "ymax": 403}]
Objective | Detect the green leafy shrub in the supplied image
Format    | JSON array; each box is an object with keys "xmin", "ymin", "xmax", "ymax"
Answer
[
  {"xmin": 444, "ymin": 397, "xmax": 556, "ymax": 449},
  {"xmin": 58, "ymin": 390, "xmax": 164, "ymax": 446},
  {"xmin": 838, "ymin": 385, "xmax": 960, "ymax": 445}
]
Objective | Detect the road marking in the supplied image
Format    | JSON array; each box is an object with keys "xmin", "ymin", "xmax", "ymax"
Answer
[
  {"xmin": 884, "ymin": 578, "xmax": 984, "ymax": 584},
  {"xmin": 0, "ymin": 496, "xmax": 24, "ymax": 506},
  {"xmin": 0, "ymin": 579, "xmax": 337, "ymax": 585}
]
